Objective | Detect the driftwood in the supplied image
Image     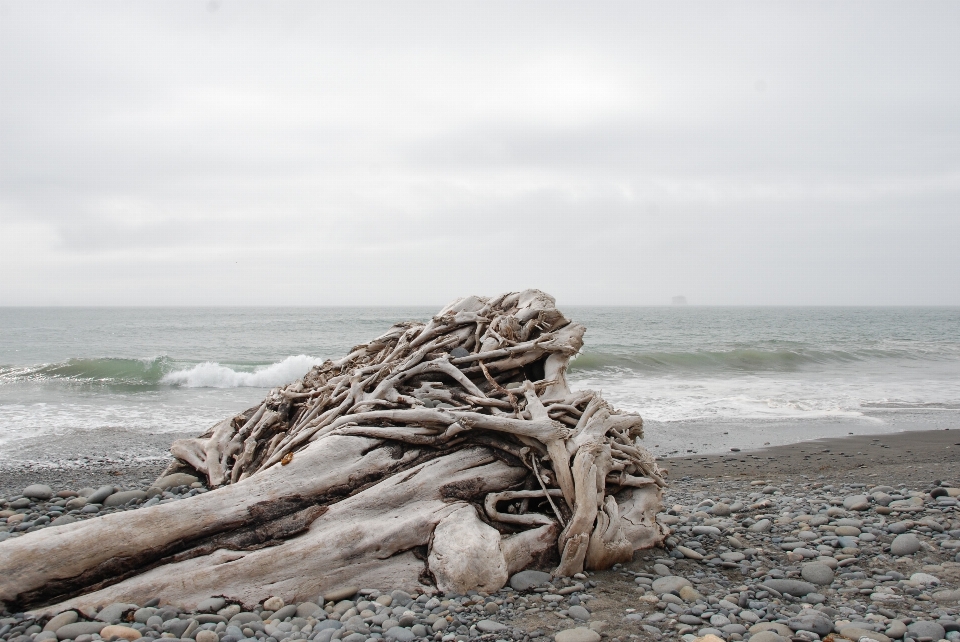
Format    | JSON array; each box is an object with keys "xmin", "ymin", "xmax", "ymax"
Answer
[{"xmin": 0, "ymin": 290, "xmax": 665, "ymax": 614}]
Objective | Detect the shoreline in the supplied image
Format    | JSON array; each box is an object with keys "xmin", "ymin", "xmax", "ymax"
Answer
[{"xmin": 2, "ymin": 426, "xmax": 957, "ymax": 499}]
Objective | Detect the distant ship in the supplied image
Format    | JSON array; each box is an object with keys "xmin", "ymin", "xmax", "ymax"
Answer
[{"xmin": 672, "ymin": 296, "xmax": 688, "ymax": 305}]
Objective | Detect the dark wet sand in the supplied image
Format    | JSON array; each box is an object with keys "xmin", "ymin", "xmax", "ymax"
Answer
[{"xmin": 664, "ymin": 427, "xmax": 960, "ymax": 486}]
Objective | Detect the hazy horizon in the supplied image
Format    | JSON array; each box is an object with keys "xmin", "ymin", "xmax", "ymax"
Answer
[{"xmin": 2, "ymin": 1, "xmax": 959, "ymax": 306}]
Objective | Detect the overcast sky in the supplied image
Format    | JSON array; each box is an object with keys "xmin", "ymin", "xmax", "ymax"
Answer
[{"xmin": 1, "ymin": 1, "xmax": 958, "ymax": 306}]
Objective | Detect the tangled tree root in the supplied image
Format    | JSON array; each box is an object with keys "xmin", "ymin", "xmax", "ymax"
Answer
[{"xmin": 1, "ymin": 290, "xmax": 665, "ymax": 614}]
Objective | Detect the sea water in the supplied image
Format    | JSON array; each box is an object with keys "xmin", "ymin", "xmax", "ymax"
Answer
[{"xmin": 1, "ymin": 306, "xmax": 958, "ymax": 464}]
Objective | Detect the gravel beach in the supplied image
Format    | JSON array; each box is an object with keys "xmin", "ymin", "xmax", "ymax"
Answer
[{"xmin": 3, "ymin": 428, "xmax": 959, "ymax": 642}]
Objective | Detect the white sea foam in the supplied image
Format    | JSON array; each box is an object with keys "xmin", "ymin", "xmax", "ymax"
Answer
[{"xmin": 162, "ymin": 355, "xmax": 324, "ymax": 388}]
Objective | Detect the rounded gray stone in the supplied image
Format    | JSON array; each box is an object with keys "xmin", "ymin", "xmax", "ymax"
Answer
[
  {"xmin": 103, "ymin": 490, "xmax": 147, "ymax": 507},
  {"xmin": 86, "ymin": 485, "xmax": 117, "ymax": 505},
  {"xmin": 843, "ymin": 495, "xmax": 870, "ymax": 511},
  {"xmin": 749, "ymin": 632, "xmax": 786, "ymax": 642},
  {"xmin": 23, "ymin": 484, "xmax": 54, "ymax": 500},
  {"xmin": 195, "ymin": 631, "xmax": 220, "ymax": 642},
  {"xmin": 761, "ymin": 579, "xmax": 817, "ymax": 597},
  {"xmin": 476, "ymin": 620, "xmax": 507, "ymax": 633},
  {"xmin": 554, "ymin": 627, "xmax": 601, "ymax": 642},
  {"xmin": 568, "ymin": 605, "xmax": 590, "ymax": 621},
  {"xmin": 651, "ymin": 575, "xmax": 692, "ymax": 593},
  {"xmin": 801, "ymin": 562, "xmax": 835, "ymax": 586},
  {"xmin": 56, "ymin": 622, "xmax": 106, "ymax": 640},
  {"xmin": 907, "ymin": 621, "xmax": 946, "ymax": 640},
  {"xmin": 44, "ymin": 611, "xmax": 79, "ymax": 632},
  {"xmin": 890, "ymin": 533, "xmax": 921, "ymax": 556},
  {"xmin": 384, "ymin": 627, "xmax": 415, "ymax": 642},
  {"xmin": 508, "ymin": 570, "xmax": 552, "ymax": 591}
]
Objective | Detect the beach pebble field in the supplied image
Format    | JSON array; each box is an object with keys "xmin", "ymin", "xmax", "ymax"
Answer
[{"xmin": 3, "ymin": 430, "xmax": 960, "ymax": 642}]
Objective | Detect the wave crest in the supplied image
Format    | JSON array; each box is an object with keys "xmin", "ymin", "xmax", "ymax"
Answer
[{"xmin": 161, "ymin": 355, "xmax": 323, "ymax": 388}]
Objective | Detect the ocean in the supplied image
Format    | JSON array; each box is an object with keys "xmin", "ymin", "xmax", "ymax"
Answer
[{"xmin": 1, "ymin": 306, "xmax": 958, "ymax": 466}]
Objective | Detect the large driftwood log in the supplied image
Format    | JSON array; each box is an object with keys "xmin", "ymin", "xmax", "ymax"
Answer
[{"xmin": 0, "ymin": 290, "xmax": 665, "ymax": 614}]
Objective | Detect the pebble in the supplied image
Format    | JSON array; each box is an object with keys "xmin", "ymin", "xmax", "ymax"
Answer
[
  {"xmin": 840, "ymin": 626, "xmax": 891, "ymax": 642},
  {"xmin": 761, "ymin": 579, "xmax": 817, "ymax": 597},
  {"xmin": 890, "ymin": 533, "xmax": 922, "ymax": 555},
  {"xmin": 907, "ymin": 620, "xmax": 946, "ymax": 640},
  {"xmin": 22, "ymin": 484, "xmax": 54, "ymax": 500},
  {"xmin": 55, "ymin": 622, "xmax": 106, "ymax": 640},
  {"xmin": 800, "ymin": 562, "xmax": 835, "ymax": 585},
  {"xmin": 651, "ymin": 575, "xmax": 692, "ymax": 593},
  {"xmin": 86, "ymin": 485, "xmax": 117, "ymax": 504},
  {"xmin": 43, "ymin": 612, "xmax": 78, "ymax": 632},
  {"xmin": 99, "ymin": 625, "xmax": 141, "ymax": 640},
  {"xmin": 508, "ymin": 570, "xmax": 552, "ymax": 591},
  {"xmin": 568, "ymin": 605, "xmax": 590, "ymax": 621},
  {"xmin": 103, "ymin": 490, "xmax": 147, "ymax": 507},
  {"xmin": 554, "ymin": 627, "xmax": 601, "ymax": 642}
]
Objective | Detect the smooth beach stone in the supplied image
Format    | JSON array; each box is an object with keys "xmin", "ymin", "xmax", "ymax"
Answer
[
  {"xmin": 56, "ymin": 622, "xmax": 106, "ymax": 640},
  {"xmin": 295, "ymin": 603, "xmax": 322, "ymax": 618},
  {"xmin": 162, "ymin": 619, "xmax": 192, "ymax": 638},
  {"xmin": 22, "ymin": 484, "xmax": 54, "ymax": 500},
  {"xmin": 676, "ymin": 546, "xmax": 704, "ymax": 560},
  {"xmin": 568, "ymin": 606, "xmax": 591, "ymax": 621},
  {"xmin": 750, "ymin": 519, "xmax": 772, "ymax": 532},
  {"xmin": 840, "ymin": 627, "xmax": 890, "ymax": 642},
  {"xmin": 835, "ymin": 525, "xmax": 862, "ymax": 537},
  {"xmin": 476, "ymin": 620, "xmax": 507, "ymax": 633},
  {"xmin": 35, "ymin": 632, "xmax": 58, "ymax": 642},
  {"xmin": 910, "ymin": 572, "xmax": 941, "ymax": 586},
  {"xmin": 268, "ymin": 605, "xmax": 296, "ymax": 621},
  {"xmin": 65, "ymin": 497, "xmax": 88, "ymax": 510},
  {"xmin": 692, "ymin": 525, "xmax": 722, "ymax": 536},
  {"xmin": 104, "ymin": 490, "xmax": 146, "ymax": 507},
  {"xmin": 195, "ymin": 632, "xmax": 219, "ymax": 642},
  {"xmin": 87, "ymin": 485, "xmax": 117, "ymax": 505},
  {"xmin": 885, "ymin": 621, "xmax": 908, "ymax": 639},
  {"xmin": 710, "ymin": 503, "xmax": 732, "ymax": 516},
  {"xmin": 509, "ymin": 570, "xmax": 552, "ymax": 591},
  {"xmin": 229, "ymin": 613, "xmax": 262, "ymax": 626},
  {"xmin": 748, "ymin": 632, "xmax": 786, "ymax": 642},
  {"xmin": 761, "ymin": 579, "xmax": 817, "ymax": 597},
  {"xmin": 153, "ymin": 474, "xmax": 200, "ymax": 490},
  {"xmin": 51, "ymin": 514, "xmax": 78, "ymax": 526},
  {"xmin": 801, "ymin": 562, "xmax": 835, "ymax": 585},
  {"xmin": 653, "ymin": 563, "xmax": 673, "ymax": 576},
  {"xmin": 679, "ymin": 586, "xmax": 703, "ymax": 602},
  {"xmin": 750, "ymin": 624, "xmax": 794, "ymax": 636},
  {"xmin": 651, "ymin": 576, "xmax": 692, "ymax": 593},
  {"xmin": 786, "ymin": 611, "xmax": 834, "ymax": 636},
  {"xmin": 383, "ymin": 627, "xmax": 415, "ymax": 642},
  {"xmin": 890, "ymin": 533, "xmax": 921, "ymax": 555},
  {"xmin": 843, "ymin": 495, "xmax": 870, "ymax": 511},
  {"xmin": 262, "ymin": 596, "xmax": 284, "ymax": 612},
  {"xmin": 933, "ymin": 589, "xmax": 960, "ymax": 602},
  {"xmin": 554, "ymin": 627, "xmax": 601, "ymax": 642},
  {"xmin": 907, "ymin": 621, "xmax": 946, "ymax": 640},
  {"xmin": 100, "ymin": 625, "xmax": 142, "ymax": 640},
  {"xmin": 44, "ymin": 611, "xmax": 79, "ymax": 632}
]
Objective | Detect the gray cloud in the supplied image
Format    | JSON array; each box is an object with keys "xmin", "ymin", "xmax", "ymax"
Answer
[{"xmin": 1, "ymin": 0, "xmax": 958, "ymax": 305}]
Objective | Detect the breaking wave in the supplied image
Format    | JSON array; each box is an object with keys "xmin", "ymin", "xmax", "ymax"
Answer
[{"xmin": 0, "ymin": 355, "xmax": 324, "ymax": 389}]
